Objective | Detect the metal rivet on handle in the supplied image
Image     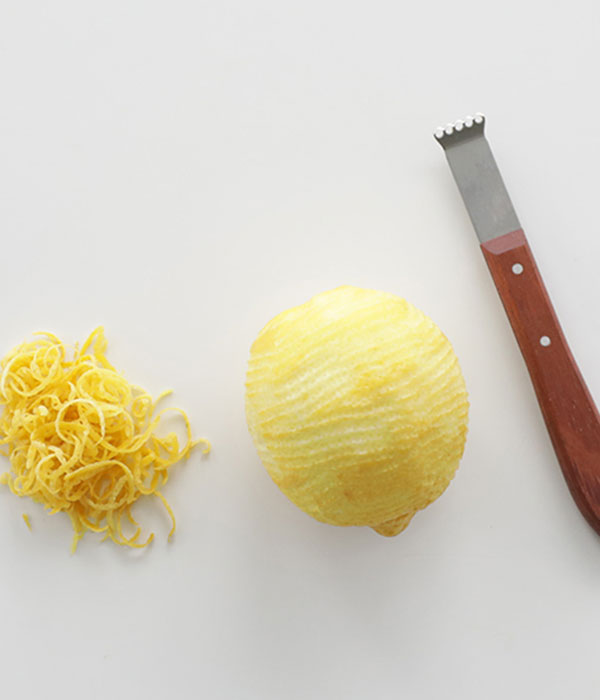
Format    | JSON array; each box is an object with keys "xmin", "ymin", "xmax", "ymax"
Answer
[
  {"xmin": 540, "ymin": 336, "xmax": 551, "ymax": 347},
  {"xmin": 512, "ymin": 263, "xmax": 524, "ymax": 275}
]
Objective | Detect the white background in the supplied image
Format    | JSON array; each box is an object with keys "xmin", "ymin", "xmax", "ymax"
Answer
[{"xmin": 1, "ymin": 2, "xmax": 600, "ymax": 698}]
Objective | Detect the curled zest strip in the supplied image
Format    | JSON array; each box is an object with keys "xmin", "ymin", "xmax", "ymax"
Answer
[{"xmin": 0, "ymin": 328, "xmax": 211, "ymax": 552}]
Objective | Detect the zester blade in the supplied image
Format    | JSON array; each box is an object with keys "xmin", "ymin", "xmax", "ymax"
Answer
[{"xmin": 434, "ymin": 114, "xmax": 520, "ymax": 243}]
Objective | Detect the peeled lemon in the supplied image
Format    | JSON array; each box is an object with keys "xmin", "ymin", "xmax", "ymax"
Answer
[{"xmin": 245, "ymin": 286, "xmax": 469, "ymax": 536}]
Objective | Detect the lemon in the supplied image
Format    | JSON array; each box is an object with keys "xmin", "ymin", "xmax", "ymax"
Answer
[{"xmin": 245, "ymin": 286, "xmax": 469, "ymax": 536}]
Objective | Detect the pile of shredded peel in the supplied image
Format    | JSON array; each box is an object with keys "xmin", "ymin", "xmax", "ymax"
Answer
[{"xmin": 0, "ymin": 328, "xmax": 209, "ymax": 552}]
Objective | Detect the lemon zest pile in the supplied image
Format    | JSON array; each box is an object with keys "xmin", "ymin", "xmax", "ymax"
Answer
[{"xmin": 0, "ymin": 328, "xmax": 210, "ymax": 552}]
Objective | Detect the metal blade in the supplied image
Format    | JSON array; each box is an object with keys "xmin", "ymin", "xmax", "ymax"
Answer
[{"xmin": 434, "ymin": 114, "xmax": 520, "ymax": 243}]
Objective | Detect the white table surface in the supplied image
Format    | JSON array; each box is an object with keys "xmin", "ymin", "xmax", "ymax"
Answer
[{"xmin": 2, "ymin": 2, "xmax": 600, "ymax": 698}]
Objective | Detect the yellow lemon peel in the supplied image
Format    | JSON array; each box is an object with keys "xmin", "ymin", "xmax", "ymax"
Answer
[
  {"xmin": 246, "ymin": 286, "xmax": 469, "ymax": 535},
  {"xmin": 0, "ymin": 328, "xmax": 210, "ymax": 551}
]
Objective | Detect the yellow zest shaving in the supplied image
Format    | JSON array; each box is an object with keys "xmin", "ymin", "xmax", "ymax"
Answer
[
  {"xmin": 22, "ymin": 513, "xmax": 32, "ymax": 531},
  {"xmin": 0, "ymin": 328, "xmax": 210, "ymax": 552}
]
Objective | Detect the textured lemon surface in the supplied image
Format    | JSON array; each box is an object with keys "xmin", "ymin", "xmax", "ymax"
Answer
[{"xmin": 245, "ymin": 286, "xmax": 469, "ymax": 536}]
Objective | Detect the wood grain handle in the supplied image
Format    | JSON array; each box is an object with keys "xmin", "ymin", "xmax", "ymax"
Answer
[{"xmin": 481, "ymin": 229, "xmax": 600, "ymax": 534}]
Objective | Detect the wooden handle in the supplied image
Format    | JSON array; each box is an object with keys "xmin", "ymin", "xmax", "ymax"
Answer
[{"xmin": 481, "ymin": 229, "xmax": 600, "ymax": 534}]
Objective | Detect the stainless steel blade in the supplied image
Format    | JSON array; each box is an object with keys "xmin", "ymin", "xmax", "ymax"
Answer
[{"xmin": 434, "ymin": 114, "xmax": 520, "ymax": 243}]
